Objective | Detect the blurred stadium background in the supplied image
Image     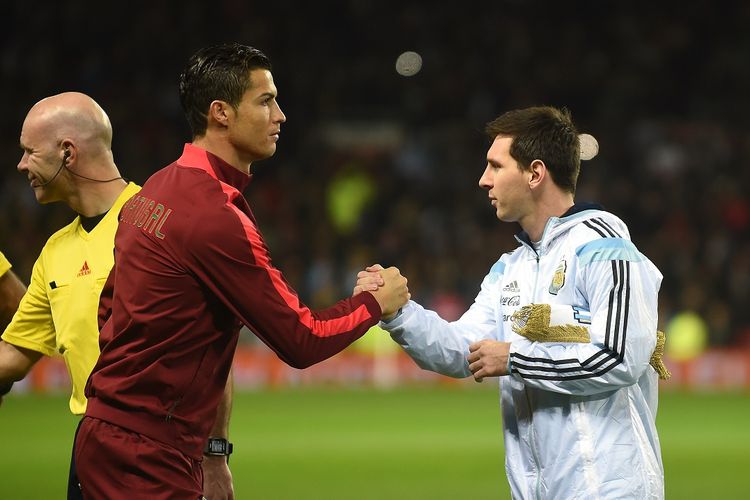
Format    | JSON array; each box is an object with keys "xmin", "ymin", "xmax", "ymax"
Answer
[{"xmin": 1, "ymin": 1, "xmax": 749, "ymax": 498}]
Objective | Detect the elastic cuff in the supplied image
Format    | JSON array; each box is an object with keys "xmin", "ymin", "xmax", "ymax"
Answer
[{"xmin": 381, "ymin": 307, "xmax": 403, "ymax": 324}]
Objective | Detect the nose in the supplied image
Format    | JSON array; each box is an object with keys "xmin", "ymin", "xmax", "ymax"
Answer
[
  {"xmin": 274, "ymin": 101, "xmax": 286, "ymax": 124},
  {"xmin": 478, "ymin": 164, "xmax": 492, "ymax": 190},
  {"xmin": 17, "ymin": 153, "xmax": 28, "ymax": 173}
]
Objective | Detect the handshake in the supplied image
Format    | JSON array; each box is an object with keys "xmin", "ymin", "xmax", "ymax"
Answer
[{"xmin": 353, "ymin": 264, "xmax": 410, "ymax": 321}]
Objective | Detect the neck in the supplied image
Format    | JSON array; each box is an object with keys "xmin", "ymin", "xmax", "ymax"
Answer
[
  {"xmin": 67, "ymin": 172, "xmax": 128, "ymax": 217},
  {"xmin": 520, "ymin": 193, "xmax": 574, "ymax": 242},
  {"xmin": 192, "ymin": 134, "xmax": 252, "ymax": 175}
]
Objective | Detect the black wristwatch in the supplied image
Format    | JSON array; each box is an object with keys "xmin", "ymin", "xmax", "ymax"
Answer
[{"xmin": 204, "ymin": 438, "xmax": 233, "ymax": 457}]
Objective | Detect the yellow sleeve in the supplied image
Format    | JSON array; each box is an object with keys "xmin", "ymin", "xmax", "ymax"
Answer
[
  {"xmin": 0, "ymin": 251, "xmax": 10, "ymax": 277},
  {"xmin": 1, "ymin": 250, "xmax": 57, "ymax": 357}
]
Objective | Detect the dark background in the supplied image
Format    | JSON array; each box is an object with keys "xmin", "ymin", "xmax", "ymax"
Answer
[{"xmin": 1, "ymin": 0, "xmax": 748, "ymax": 346}]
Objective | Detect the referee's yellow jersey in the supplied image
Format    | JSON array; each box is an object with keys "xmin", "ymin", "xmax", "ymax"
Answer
[
  {"xmin": 0, "ymin": 250, "xmax": 11, "ymax": 277},
  {"xmin": 1, "ymin": 183, "xmax": 140, "ymax": 415}
]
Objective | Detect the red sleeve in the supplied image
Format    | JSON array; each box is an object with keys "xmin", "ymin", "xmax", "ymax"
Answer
[{"xmin": 187, "ymin": 203, "xmax": 382, "ymax": 369}]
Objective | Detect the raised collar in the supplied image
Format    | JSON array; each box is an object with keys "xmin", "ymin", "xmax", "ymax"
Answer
[
  {"xmin": 515, "ymin": 202, "xmax": 605, "ymax": 249},
  {"xmin": 176, "ymin": 143, "xmax": 252, "ymax": 192}
]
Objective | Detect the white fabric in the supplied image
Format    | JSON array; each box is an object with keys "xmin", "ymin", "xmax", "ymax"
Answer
[{"xmin": 382, "ymin": 208, "xmax": 664, "ymax": 499}]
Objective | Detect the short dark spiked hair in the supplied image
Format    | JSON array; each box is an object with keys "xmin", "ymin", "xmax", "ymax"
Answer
[
  {"xmin": 485, "ymin": 106, "xmax": 581, "ymax": 194},
  {"xmin": 179, "ymin": 43, "xmax": 272, "ymax": 138}
]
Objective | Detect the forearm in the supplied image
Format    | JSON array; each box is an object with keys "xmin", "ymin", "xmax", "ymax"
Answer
[
  {"xmin": 210, "ymin": 370, "xmax": 233, "ymax": 439},
  {"xmin": 508, "ymin": 321, "xmax": 656, "ymax": 396},
  {"xmin": 0, "ymin": 340, "xmax": 41, "ymax": 384},
  {"xmin": 385, "ymin": 301, "xmax": 494, "ymax": 378},
  {"xmin": 202, "ymin": 371, "xmax": 235, "ymax": 499},
  {"xmin": 0, "ymin": 270, "xmax": 26, "ymax": 331}
]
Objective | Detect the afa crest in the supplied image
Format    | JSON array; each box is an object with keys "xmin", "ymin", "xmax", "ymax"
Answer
[{"xmin": 549, "ymin": 259, "xmax": 567, "ymax": 295}]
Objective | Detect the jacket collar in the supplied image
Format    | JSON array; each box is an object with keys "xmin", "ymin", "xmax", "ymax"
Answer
[
  {"xmin": 176, "ymin": 143, "xmax": 252, "ymax": 192},
  {"xmin": 515, "ymin": 202, "xmax": 605, "ymax": 249}
]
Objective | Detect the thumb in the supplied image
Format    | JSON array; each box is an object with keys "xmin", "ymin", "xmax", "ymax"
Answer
[{"xmin": 366, "ymin": 264, "xmax": 385, "ymax": 272}]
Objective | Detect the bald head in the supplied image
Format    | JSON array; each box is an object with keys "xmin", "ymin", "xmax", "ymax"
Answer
[
  {"xmin": 18, "ymin": 92, "xmax": 123, "ymax": 211},
  {"xmin": 24, "ymin": 92, "xmax": 113, "ymax": 155}
]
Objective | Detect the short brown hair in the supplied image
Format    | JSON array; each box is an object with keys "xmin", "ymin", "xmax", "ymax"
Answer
[
  {"xmin": 485, "ymin": 106, "xmax": 580, "ymax": 193},
  {"xmin": 179, "ymin": 43, "xmax": 272, "ymax": 138}
]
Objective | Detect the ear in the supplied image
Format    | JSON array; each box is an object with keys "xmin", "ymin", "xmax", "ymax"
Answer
[
  {"xmin": 207, "ymin": 100, "xmax": 233, "ymax": 128},
  {"xmin": 528, "ymin": 159, "xmax": 546, "ymax": 190},
  {"xmin": 60, "ymin": 139, "xmax": 76, "ymax": 165}
]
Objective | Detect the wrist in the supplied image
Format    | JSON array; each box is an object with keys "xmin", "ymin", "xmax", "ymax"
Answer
[
  {"xmin": 381, "ymin": 307, "xmax": 403, "ymax": 324},
  {"xmin": 204, "ymin": 438, "xmax": 233, "ymax": 460}
]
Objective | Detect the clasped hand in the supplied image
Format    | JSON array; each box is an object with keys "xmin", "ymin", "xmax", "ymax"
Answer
[{"xmin": 353, "ymin": 264, "xmax": 410, "ymax": 320}]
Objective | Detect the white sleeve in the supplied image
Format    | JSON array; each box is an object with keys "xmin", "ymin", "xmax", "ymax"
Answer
[
  {"xmin": 508, "ymin": 238, "xmax": 662, "ymax": 396},
  {"xmin": 381, "ymin": 273, "xmax": 499, "ymax": 378}
]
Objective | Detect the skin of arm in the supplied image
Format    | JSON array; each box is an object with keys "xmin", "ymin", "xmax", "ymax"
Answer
[
  {"xmin": 0, "ymin": 342, "xmax": 42, "ymax": 405},
  {"xmin": 0, "ymin": 269, "xmax": 26, "ymax": 331},
  {"xmin": 202, "ymin": 370, "xmax": 234, "ymax": 500}
]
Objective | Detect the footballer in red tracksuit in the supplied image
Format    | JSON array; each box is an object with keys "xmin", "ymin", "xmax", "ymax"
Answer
[{"xmin": 75, "ymin": 144, "xmax": 383, "ymax": 498}]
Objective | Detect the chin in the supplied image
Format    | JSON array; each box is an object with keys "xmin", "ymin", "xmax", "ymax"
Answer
[
  {"xmin": 497, "ymin": 210, "xmax": 514, "ymax": 222},
  {"xmin": 33, "ymin": 186, "xmax": 58, "ymax": 205},
  {"xmin": 36, "ymin": 193, "xmax": 54, "ymax": 205},
  {"xmin": 252, "ymin": 146, "xmax": 276, "ymax": 162}
]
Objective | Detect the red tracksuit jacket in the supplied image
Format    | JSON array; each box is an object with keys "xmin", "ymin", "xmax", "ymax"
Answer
[{"xmin": 85, "ymin": 144, "xmax": 381, "ymax": 459}]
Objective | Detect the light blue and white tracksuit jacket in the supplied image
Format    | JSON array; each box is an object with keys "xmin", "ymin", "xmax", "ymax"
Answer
[{"xmin": 382, "ymin": 205, "xmax": 664, "ymax": 499}]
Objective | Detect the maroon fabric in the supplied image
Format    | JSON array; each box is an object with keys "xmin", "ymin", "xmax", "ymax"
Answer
[
  {"xmin": 75, "ymin": 417, "xmax": 203, "ymax": 500},
  {"xmin": 85, "ymin": 144, "xmax": 381, "ymax": 460}
]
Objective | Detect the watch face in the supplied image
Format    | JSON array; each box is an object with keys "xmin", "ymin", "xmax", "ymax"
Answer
[
  {"xmin": 206, "ymin": 438, "xmax": 232, "ymax": 455},
  {"xmin": 209, "ymin": 440, "xmax": 226, "ymax": 453}
]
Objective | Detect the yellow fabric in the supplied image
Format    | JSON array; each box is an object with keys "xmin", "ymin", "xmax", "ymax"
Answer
[
  {"xmin": 0, "ymin": 250, "xmax": 11, "ymax": 277},
  {"xmin": 1, "ymin": 183, "xmax": 140, "ymax": 415},
  {"xmin": 511, "ymin": 304, "xmax": 591, "ymax": 343},
  {"xmin": 650, "ymin": 330, "xmax": 671, "ymax": 380}
]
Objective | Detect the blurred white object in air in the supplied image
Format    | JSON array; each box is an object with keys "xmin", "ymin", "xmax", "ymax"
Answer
[
  {"xmin": 395, "ymin": 51, "xmax": 422, "ymax": 77},
  {"xmin": 579, "ymin": 133, "xmax": 599, "ymax": 160}
]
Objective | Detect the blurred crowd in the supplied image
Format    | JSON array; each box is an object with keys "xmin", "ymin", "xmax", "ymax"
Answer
[{"xmin": 1, "ymin": 1, "xmax": 748, "ymax": 347}]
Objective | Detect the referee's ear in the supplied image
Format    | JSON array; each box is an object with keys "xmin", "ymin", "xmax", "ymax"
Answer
[{"xmin": 60, "ymin": 140, "xmax": 77, "ymax": 166}]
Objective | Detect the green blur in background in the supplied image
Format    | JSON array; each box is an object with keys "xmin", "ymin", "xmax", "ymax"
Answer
[{"xmin": 1, "ymin": 386, "xmax": 748, "ymax": 499}]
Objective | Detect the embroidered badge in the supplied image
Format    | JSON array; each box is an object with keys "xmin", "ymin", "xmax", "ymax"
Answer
[{"xmin": 548, "ymin": 259, "xmax": 567, "ymax": 295}]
